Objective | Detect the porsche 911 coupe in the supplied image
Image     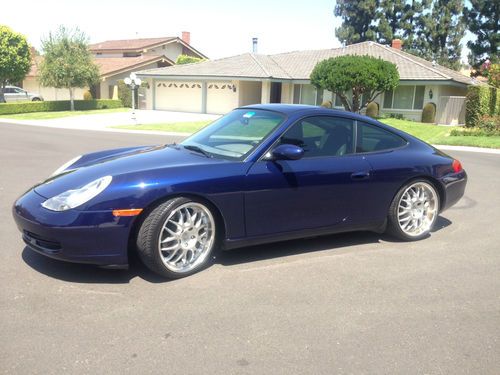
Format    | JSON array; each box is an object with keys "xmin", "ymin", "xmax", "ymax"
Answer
[{"xmin": 13, "ymin": 104, "xmax": 467, "ymax": 278}]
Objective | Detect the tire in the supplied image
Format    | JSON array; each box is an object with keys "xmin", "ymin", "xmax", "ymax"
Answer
[
  {"xmin": 32, "ymin": 97, "xmax": 41, "ymax": 101},
  {"xmin": 136, "ymin": 197, "xmax": 218, "ymax": 279},
  {"xmin": 387, "ymin": 180, "xmax": 440, "ymax": 241}
]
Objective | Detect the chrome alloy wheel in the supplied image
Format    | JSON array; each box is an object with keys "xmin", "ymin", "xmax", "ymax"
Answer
[
  {"xmin": 397, "ymin": 182, "xmax": 438, "ymax": 237},
  {"xmin": 158, "ymin": 202, "xmax": 215, "ymax": 273}
]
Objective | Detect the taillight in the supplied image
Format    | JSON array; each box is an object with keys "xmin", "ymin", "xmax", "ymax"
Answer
[{"xmin": 452, "ymin": 159, "xmax": 463, "ymax": 173}]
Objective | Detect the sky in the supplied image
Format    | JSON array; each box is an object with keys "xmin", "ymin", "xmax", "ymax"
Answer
[{"xmin": 1, "ymin": 0, "xmax": 472, "ymax": 61}]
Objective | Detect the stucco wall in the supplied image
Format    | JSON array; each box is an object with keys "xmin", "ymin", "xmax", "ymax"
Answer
[
  {"xmin": 238, "ymin": 81, "xmax": 262, "ymax": 106},
  {"xmin": 22, "ymin": 77, "xmax": 86, "ymax": 101}
]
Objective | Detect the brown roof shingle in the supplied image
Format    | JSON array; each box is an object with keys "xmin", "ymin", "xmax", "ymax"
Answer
[
  {"xmin": 137, "ymin": 41, "xmax": 475, "ymax": 85},
  {"xmin": 89, "ymin": 37, "xmax": 176, "ymax": 52}
]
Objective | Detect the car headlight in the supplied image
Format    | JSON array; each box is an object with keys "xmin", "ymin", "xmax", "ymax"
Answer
[
  {"xmin": 51, "ymin": 155, "xmax": 82, "ymax": 176},
  {"xmin": 42, "ymin": 176, "xmax": 112, "ymax": 211}
]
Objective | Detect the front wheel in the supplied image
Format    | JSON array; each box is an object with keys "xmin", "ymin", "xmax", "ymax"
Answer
[
  {"xmin": 136, "ymin": 197, "xmax": 218, "ymax": 279},
  {"xmin": 31, "ymin": 97, "xmax": 42, "ymax": 101},
  {"xmin": 387, "ymin": 180, "xmax": 439, "ymax": 241}
]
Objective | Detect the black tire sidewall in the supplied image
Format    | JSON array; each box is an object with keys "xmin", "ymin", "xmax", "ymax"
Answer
[{"xmin": 136, "ymin": 197, "xmax": 219, "ymax": 279}]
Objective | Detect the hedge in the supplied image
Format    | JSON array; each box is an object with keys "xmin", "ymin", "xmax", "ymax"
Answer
[
  {"xmin": 465, "ymin": 85, "xmax": 500, "ymax": 127},
  {"xmin": 0, "ymin": 99, "xmax": 123, "ymax": 115}
]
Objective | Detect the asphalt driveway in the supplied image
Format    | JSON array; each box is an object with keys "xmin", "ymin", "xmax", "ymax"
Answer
[{"xmin": 1, "ymin": 123, "xmax": 499, "ymax": 374}]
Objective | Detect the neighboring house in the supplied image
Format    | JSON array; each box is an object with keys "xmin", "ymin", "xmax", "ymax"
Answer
[
  {"xmin": 22, "ymin": 32, "xmax": 207, "ymax": 103},
  {"xmin": 136, "ymin": 40, "xmax": 477, "ymax": 125}
]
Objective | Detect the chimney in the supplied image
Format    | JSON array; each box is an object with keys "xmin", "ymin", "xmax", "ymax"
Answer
[
  {"xmin": 391, "ymin": 39, "xmax": 402, "ymax": 50},
  {"xmin": 252, "ymin": 37, "xmax": 258, "ymax": 53},
  {"xmin": 181, "ymin": 31, "xmax": 191, "ymax": 45}
]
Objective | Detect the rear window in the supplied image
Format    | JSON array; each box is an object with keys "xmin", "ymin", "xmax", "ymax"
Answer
[{"xmin": 356, "ymin": 122, "xmax": 407, "ymax": 153}]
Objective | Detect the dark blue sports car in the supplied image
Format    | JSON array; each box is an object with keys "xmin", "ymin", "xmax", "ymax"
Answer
[{"xmin": 13, "ymin": 104, "xmax": 467, "ymax": 278}]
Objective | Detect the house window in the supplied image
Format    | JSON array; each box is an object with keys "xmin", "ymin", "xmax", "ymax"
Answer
[
  {"xmin": 293, "ymin": 84, "xmax": 323, "ymax": 105},
  {"xmin": 383, "ymin": 85, "xmax": 426, "ymax": 110}
]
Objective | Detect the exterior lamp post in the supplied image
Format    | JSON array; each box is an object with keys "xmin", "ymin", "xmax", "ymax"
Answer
[{"xmin": 124, "ymin": 73, "xmax": 141, "ymax": 121}]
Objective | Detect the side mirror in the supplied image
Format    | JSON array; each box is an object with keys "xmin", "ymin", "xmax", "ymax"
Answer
[{"xmin": 270, "ymin": 144, "xmax": 304, "ymax": 160}]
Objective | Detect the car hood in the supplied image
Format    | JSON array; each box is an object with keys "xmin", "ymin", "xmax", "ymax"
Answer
[{"xmin": 34, "ymin": 144, "xmax": 227, "ymax": 198}]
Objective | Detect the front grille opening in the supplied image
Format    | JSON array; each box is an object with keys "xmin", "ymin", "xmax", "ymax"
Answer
[{"xmin": 23, "ymin": 231, "xmax": 62, "ymax": 252}]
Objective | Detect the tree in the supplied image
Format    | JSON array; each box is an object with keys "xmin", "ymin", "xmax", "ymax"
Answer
[
  {"xmin": 376, "ymin": 0, "xmax": 406, "ymax": 45},
  {"xmin": 310, "ymin": 55, "xmax": 399, "ymax": 113},
  {"xmin": 0, "ymin": 25, "xmax": 31, "ymax": 103},
  {"xmin": 334, "ymin": 0, "xmax": 379, "ymax": 45},
  {"xmin": 176, "ymin": 55, "xmax": 204, "ymax": 65},
  {"xmin": 464, "ymin": 0, "xmax": 499, "ymax": 69},
  {"xmin": 39, "ymin": 26, "xmax": 99, "ymax": 110},
  {"xmin": 413, "ymin": 0, "xmax": 465, "ymax": 70}
]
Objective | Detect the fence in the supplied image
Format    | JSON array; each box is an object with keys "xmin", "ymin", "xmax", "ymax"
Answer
[{"xmin": 435, "ymin": 96, "xmax": 466, "ymax": 125}]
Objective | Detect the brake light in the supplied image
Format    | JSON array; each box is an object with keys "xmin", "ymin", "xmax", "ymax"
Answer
[{"xmin": 452, "ymin": 159, "xmax": 463, "ymax": 173}]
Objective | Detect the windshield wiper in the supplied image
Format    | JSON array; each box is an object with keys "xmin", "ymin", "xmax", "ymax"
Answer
[{"xmin": 183, "ymin": 144, "xmax": 212, "ymax": 158}]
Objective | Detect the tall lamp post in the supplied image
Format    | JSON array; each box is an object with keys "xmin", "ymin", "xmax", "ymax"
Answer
[{"xmin": 124, "ymin": 73, "xmax": 141, "ymax": 121}]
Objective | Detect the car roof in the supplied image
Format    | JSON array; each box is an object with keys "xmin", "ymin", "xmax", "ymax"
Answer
[{"xmin": 240, "ymin": 103, "xmax": 375, "ymax": 122}]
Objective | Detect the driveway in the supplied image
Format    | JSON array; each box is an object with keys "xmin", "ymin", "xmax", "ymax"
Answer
[
  {"xmin": 0, "ymin": 109, "xmax": 220, "ymax": 132},
  {"xmin": 1, "ymin": 123, "xmax": 499, "ymax": 374}
]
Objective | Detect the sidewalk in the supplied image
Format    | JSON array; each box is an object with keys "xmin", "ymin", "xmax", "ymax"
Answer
[{"xmin": 0, "ymin": 109, "xmax": 220, "ymax": 132}]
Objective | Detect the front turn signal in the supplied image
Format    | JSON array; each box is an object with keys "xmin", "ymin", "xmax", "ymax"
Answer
[{"xmin": 112, "ymin": 209, "xmax": 143, "ymax": 217}]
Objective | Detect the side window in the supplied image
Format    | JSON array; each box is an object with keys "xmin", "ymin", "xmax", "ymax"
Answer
[
  {"xmin": 356, "ymin": 122, "xmax": 407, "ymax": 153},
  {"xmin": 280, "ymin": 116, "xmax": 354, "ymax": 157},
  {"xmin": 4, "ymin": 88, "xmax": 14, "ymax": 94}
]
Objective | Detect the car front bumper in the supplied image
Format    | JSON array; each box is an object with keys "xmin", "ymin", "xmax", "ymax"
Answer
[{"xmin": 12, "ymin": 189, "xmax": 134, "ymax": 267}]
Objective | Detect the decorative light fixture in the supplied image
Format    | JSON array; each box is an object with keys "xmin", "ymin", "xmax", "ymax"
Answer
[
  {"xmin": 429, "ymin": 89, "xmax": 433, "ymax": 99},
  {"xmin": 124, "ymin": 72, "xmax": 142, "ymax": 121}
]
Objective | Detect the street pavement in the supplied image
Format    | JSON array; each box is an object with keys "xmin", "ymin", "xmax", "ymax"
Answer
[{"xmin": 0, "ymin": 123, "xmax": 499, "ymax": 374}]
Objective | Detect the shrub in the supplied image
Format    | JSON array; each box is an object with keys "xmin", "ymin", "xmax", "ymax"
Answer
[
  {"xmin": 450, "ymin": 115, "xmax": 500, "ymax": 136},
  {"xmin": 83, "ymin": 90, "xmax": 93, "ymax": 100},
  {"xmin": 0, "ymin": 99, "xmax": 122, "ymax": 115},
  {"xmin": 421, "ymin": 102, "xmax": 436, "ymax": 123},
  {"xmin": 176, "ymin": 55, "xmax": 204, "ymax": 65},
  {"xmin": 320, "ymin": 100, "xmax": 332, "ymax": 108},
  {"xmin": 117, "ymin": 80, "xmax": 132, "ymax": 108},
  {"xmin": 386, "ymin": 113, "xmax": 404, "ymax": 120},
  {"xmin": 365, "ymin": 101, "xmax": 379, "ymax": 118},
  {"xmin": 466, "ymin": 85, "xmax": 500, "ymax": 127}
]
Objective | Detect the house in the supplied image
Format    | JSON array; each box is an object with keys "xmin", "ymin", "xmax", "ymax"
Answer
[
  {"xmin": 22, "ymin": 32, "xmax": 207, "ymax": 103},
  {"xmin": 136, "ymin": 40, "xmax": 476, "ymax": 125}
]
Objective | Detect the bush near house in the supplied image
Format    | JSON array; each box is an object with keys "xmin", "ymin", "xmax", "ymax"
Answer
[
  {"xmin": 0, "ymin": 99, "xmax": 122, "ymax": 115},
  {"xmin": 421, "ymin": 102, "xmax": 436, "ymax": 123},
  {"xmin": 465, "ymin": 85, "xmax": 500, "ymax": 127},
  {"xmin": 365, "ymin": 102, "xmax": 379, "ymax": 118}
]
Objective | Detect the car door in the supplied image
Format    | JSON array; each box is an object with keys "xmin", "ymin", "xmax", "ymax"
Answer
[
  {"xmin": 14, "ymin": 87, "xmax": 29, "ymax": 101},
  {"xmin": 3, "ymin": 87, "xmax": 16, "ymax": 102},
  {"xmin": 244, "ymin": 115, "xmax": 375, "ymax": 237}
]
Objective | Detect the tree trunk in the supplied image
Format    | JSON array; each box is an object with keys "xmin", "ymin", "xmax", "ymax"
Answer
[
  {"xmin": 69, "ymin": 87, "xmax": 75, "ymax": 111},
  {"xmin": 0, "ymin": 81, "xmax": 6, "ymax": 103}
]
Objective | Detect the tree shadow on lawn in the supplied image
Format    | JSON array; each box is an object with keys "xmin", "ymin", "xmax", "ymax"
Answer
[{"xmin": 21, "ymin": 216, "xmax": 452, "ymax": 284}]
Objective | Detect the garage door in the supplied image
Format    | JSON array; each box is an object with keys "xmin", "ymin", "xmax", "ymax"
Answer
[
  {"xmin": 155, "ymin": 82, "xmax": 202, "ymax": 112},
  {"xmin": 207, "ymin": 82, "xmax": 238, "ymax": 114}
]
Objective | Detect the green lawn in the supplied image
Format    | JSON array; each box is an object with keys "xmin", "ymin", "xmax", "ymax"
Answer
[
  {"xmin": 117, "ymin": 117, "xmax": 500, "ymax": 149},
  {"xmin": 0, "ymin": 107, "xmax": 128, "ymax": 120}
]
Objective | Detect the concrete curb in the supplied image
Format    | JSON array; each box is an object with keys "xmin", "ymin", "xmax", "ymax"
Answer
[{"xmin": 2, "ymin": 120, "xmax": 500, "ymax": 155}]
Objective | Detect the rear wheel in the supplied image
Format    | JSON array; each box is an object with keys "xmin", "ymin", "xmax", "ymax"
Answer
[
  {"xmin": 136, "ymin": 197, "xmax": 217, "ymax": 279},
  {"xmin": 387, "ymin": 180, "xmax": 439, "ymax": 241},
  {"xmin": 31, "ymin": 97, "xmax": 41, "ymax": 101}
]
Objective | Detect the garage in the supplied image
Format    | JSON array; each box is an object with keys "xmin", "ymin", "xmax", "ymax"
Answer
[
  {"xmin": 206, "ymin": 82, "xmax": 239, "ymax": 114},
  {"xmin": 155, "ymin": 81, "xmax": 202, "ymax": 113}
]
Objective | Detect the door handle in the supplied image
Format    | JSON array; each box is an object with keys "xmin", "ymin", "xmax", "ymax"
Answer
[{"xmin": 351, "ymin": 171, "xmax": 370, "ymax": 180}]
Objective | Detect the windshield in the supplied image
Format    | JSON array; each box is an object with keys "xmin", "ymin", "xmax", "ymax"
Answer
[{"xmin": 180, "ymin": 109, "xmax": 285, "ymax": 160}]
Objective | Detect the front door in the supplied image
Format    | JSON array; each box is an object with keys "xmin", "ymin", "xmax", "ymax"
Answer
[
  {"xmin": 244, "ymin": 115, "xmax": 374, "ymax": 237},
  {"xmin": 270, "ymin": 82, "xmax": 282, "ymax": 103}
]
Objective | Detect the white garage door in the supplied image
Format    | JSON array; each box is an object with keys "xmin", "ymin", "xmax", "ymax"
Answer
[
  {"xmin": 207, "ymin": 82, "xmax": 238, "ymax": 114},
  {"xmin": 155, "ymin": 82, "xmax": 202, "ymax": 112}
]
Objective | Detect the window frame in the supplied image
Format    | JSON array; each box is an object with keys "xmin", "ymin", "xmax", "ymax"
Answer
[
  {"xmin": 293, "ymin": 84, "xmax": 324, "ymax": 106},
  {"xmin": 383, "ymin": 85, "xmax": 426, "ymax": 110},
  {"xmin": 260, "ymin": 115, "xmax": 409, "ymax": 161}
]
